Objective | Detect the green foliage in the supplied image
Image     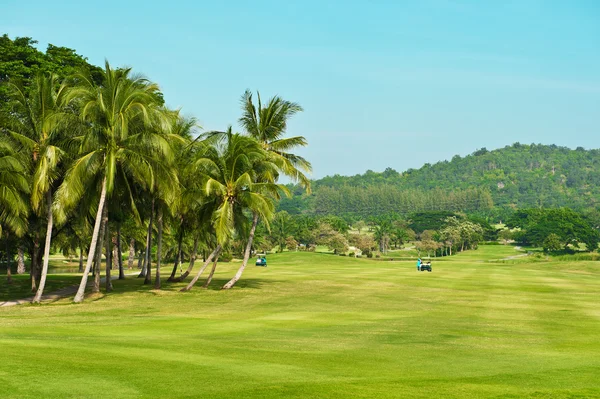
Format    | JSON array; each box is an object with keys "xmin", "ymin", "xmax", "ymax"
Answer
[
  {"xmin": 543, "ymin": 233, "xmax": 563, "ymax": 253},
  {"xmin": 507, "ymin": 208, "xmax": 600, "ymax": 251},
  {"xmin": 278, "ymin": 143, "xmax": 600, "ymax": 221}
]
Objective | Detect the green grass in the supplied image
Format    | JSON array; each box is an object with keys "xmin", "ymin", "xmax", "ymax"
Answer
[{"xmin": 1, "ymin": 245, "xmax": 599, "ymax": 398}]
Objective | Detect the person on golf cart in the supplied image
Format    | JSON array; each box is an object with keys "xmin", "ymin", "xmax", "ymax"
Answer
[{"xmin": 255, "ymin": 256, "xmax": 267, "ymax": 267}]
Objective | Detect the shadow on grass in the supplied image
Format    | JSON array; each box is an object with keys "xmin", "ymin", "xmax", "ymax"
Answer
[{"xmin": 73, "ymin": 275, "xmax": 282, "ymax": 302}]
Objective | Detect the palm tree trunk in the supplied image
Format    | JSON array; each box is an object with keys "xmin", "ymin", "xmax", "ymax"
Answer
[
  {"xmin": 78, "ymin": 242, "xmax": 84, "ymax": 272},
  {"xmin": 222, "ymin": 213, "xmax": 259, "ymax": 290},
  {"xmin": 33, "ymin": 190, "xmax": 54, "ymax": 303},
  {"xmin": 154, "ymin": 207, "xmax": 163, "ymax": 289},
  {"xmin": 181, "ymin": 245, "xmax": 221, "ymax": 291},
  {"xmin": 128, "ymin": 239, "xmax": 135, "ymax": 270},
  {"xmin": 104, "ymin": 205, "xmax": 112, "ymax": 292},
  {"xmin": 137, "ymin": 250, "xmax": 143, "ymax": 269},
  {"xmin": 143, "ymin": 198, "xmax": 155, "ymax": 285},
  {"xmin": 74, "ymin": 177, "xmax": 107, "ymax": 303},
  {"xmin": 116, "ymin": 225, "xmax": 124, "ymax": 279},
  {"xmin": 201, "ymin": 256, "xmax": 219, "ymax": 289},
  {"xmin": 31, "ymin": 234, "xmax": 40, "ymax": 292},
  {"xmin": 17, "ymin": 247, "xmax": 25, "ymax": 274},
  {"xmin": 5, "ymin": 236, "xmax": 12, "ymax": 284},
  {"xmin": 172, "ymin": 237, "xmax": 198, "ymax": 282},
  {"xmin": 167, "ymin": 224, "xmax": 184, "ymax": 281},
  {"xmin": 93, "ymin": 205, "xmax": 107, "ymax": 293}
]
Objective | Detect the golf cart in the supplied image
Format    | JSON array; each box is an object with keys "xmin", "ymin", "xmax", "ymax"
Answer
[
  {"xmin": 420, "ymin": 261, "xmax": 432, "ymax": 272},
  {"xmin": 255, "ymin": 256, "xmax": 267, "ymax": 267}
]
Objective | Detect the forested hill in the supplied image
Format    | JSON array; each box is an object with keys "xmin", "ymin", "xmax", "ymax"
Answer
[{"xmin": 280, "ymin": 143, "xmax": 600, "ymax": 218}]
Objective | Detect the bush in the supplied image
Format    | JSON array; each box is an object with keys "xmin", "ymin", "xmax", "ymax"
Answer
[
  {"xmin": 366, "ymin": 253, "xmax": 373, "ymax": 258},
  {"xmin": 348, "ymin": 252, "xmax": 355, "ymax": 257},
  {"xmin": 219, "ymin": 252, "xmax": 233, "ymax": 262}
]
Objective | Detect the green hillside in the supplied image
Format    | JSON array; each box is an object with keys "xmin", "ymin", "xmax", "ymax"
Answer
[{"xmin": 280, "ymin": 143, "xmax": 600, "ymax": 218}]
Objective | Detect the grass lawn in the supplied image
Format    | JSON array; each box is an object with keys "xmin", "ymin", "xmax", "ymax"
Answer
[{"xmin": 0, "ymin": 245, "xmax": 599, "ymax": 398}]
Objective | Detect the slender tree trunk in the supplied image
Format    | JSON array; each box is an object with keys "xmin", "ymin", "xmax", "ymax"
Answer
[
  {"xmin": 128, "ymin": 239, "xmax": 135, "ymax": 270},
  {"xmin": 17, "ymin": 246, "xmax": 25, "ymax": 274},
  {"xmin": 167, "ymin": 226, "xmax": 185, "ymax": 281},
  {"xmin": 222, "ymin": 213, "xmax": 259, "ymax": 290},
  {"xmin": 117, "ymin": 225, "xmax": 124, "ymax": 279},
  {"xmin": 172, "ymin": 237, "xmax": 198, "ymax": 282},
  {"xmin": 31, "ymin": 234, "xmax": 40, "ymax": 292},
  {"xmin": 201, "ymin": 256, "xmax": 219, "ymax": 289},
  {"xmin": 78, "ymin": 243, "xmax": 84, "ymax": 272},
  {"xmin": 5, "ymin": 235, "xmax": 12, "ymax": 284},
  {"xmin": 104, "ymin": 205, "xmax": 112, "ymax": 292},
  {"xmin": 143, "ymin": 198, "xmax": 155, "ymax": 285},
  {"xmin": 112, "ymin": 244, "xmax": 118, "ymax": 272},
  {"xmin": 93, "ymin": 206, "xmax": 107, "ymax": 294},
  {"xmin": 33, "ymin": 191, "xmax": 54, "ymax": 303},
  {"xmin": 181, "ymin": 245, "xmax": 221, "ymax": 291},
  {"xmin": 154, "ymin": 207, "xmax": 163, "ymax": 289},
  {"xmin": 137, "ymin": 250, "xmax": 143, "ymax": 269},
  {"xmin": 74, "ymin": 177, "xmax": 107, "ymax": 303}
]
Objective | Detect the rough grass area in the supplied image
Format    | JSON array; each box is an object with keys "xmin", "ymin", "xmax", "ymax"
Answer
[{"xmin": 0, "ymin": 245, "xmax": 599, "ymax": 398}]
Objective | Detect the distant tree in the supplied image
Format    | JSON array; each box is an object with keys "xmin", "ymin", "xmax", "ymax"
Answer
[
  {"xmin": 543, "ymin": 233, "xmax": 563, "ymax": 253},
  {"xmin": 285, "ymin": 236, "xmax": 298, "ymax": 251}
]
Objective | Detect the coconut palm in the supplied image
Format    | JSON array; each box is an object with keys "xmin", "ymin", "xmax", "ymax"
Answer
[
  {"xmin": 221, "ymin": 91, "xmax": 310, "ymax": 289},
  {"xmin": 57, "ymin": 61, "xmax": 173, "ymax": 303},
  {"xmin": 181, "ymin": 131, "xmax": 286, "ymax": 291},
  {"xmin": 0, "ymin": 135, "xmax": 29, "ymax": 238},
  {"xmin": 3, "ymin": 72, "xmax": 73, "ymax": 302}
]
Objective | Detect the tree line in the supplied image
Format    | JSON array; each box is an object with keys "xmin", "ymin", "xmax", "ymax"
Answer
[
  {"xmin": 0, "ymin": 35, "xmax": 310, "ymax": 302},
  {"xmin": 278, "ymin": 143, "xmax": 600, "ymax": 220}
]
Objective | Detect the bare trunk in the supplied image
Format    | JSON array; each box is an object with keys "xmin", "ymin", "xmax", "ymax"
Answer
[
  {"xmin": 78, "ymin": 243, "xmax": 84, "ymax": 272},
  {"xmin": 104, "ymin": 205, "xmax": 112, "ymax": 292},
  {"xmin": 116, "ymin": 225, "xmax": 124, "ymax": 279},
  {"xmin": 154, "ymin": 207, "xmax": 163, "ymax": 290},
  {"xmin": 143, "ymin": 198, "xmax": 155, "ymax": 285},
  {"xmin": 167, "ymin": 224, "xmax": 184, "ymax": 281},
  {"xmin": 33, "ymin": 191, "xmax": 54, "ymax": 303},
  {"xmin": 93, "ymin": 205, "xmax": 107, "ymax": 294},
  {"xmin": 74, "ymin": 177, "xmax": 107, "ymax": 303},
  {"xmin": 201, "ymin": 256, "xmax": 219, "ymax": 289},
  {"xmin": 31, "ymin": 234, "xmax": 40, "ymax": 292},
  {"xmin": 17, "ymin": 247, "xmax": 25, "ymax": 274},
  {"xmin": 128, "ymin": 239, "xmax": 135, "ymax": 270},
  {"xmin": 222, "ymin": 213, "xmax": 259, "ymax": 290},
  {"xmin": 181, "ymin": 245, "xmax": 221, "ymax": 291},
  {"xmin": 172, "ymin": 237, "xmax": 198, "ymax": 282},
  {"xmin": 137, "ymin": 250, "xmax": 143, "ymax": 269},
  {"xmin": 5, "ymin": 237, "xmax": 12, "ymax": 284}
]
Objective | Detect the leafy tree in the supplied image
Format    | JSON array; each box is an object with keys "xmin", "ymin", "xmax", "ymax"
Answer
[
  {"xmin": 57, "ymin": 61, "xmax": 173, "ymax": 303},
  {"xmin": 221, "ymin": 90, "xmax": 309, "ymax": 289},
  {"xmin": 543, "ymin": 233, "xmax": 563, "ymax": 253}
]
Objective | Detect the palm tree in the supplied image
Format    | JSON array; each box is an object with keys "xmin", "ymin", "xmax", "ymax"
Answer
[
  {"xmin": 181, "ymin": 132, "xmax": 285, "ymax": 291},
  {"xmin": 0, "ymin": 135, "xmax": 29, "ymax": 239},
  {"xmin": 3, "ymin": 72, "xmax": 72, "ymax": 302},
  {"xmin": 222, "ymin": 91, "xmax": 310, "ymax": 289},
  {"xmin": 57, "ymin": 61, "xmax": 173, "ymax": 303}
]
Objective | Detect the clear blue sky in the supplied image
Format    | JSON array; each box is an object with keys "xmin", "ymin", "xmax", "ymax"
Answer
[{"xmin": 2, "ymin": 0, "xmax": 599, "ymax": 178}]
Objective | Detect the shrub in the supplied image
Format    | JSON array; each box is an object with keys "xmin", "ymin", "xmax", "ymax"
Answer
[{"xmin": 219, "ymin": 252, "xmax": 233, "ymax": 262}]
